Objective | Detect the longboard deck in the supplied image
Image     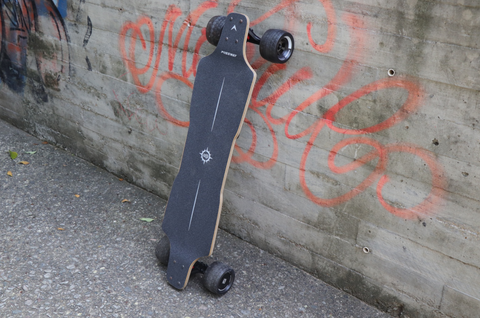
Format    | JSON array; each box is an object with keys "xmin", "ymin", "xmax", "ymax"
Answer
[{"xmin": 162, "ymin": 13, "xmax": 256, "ymax": 290}]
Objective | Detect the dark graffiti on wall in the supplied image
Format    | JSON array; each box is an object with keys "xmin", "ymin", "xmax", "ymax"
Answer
[
  {"xmin": 0, "ymin": 0, "xmax": 70, "ymax": 100},
  {"xmin": 51, "ymin": 0, "xmax": 66, "ymax": 18}
]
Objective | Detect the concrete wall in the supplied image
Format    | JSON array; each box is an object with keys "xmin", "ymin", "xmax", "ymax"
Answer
[{"xmin": 0, "ymin": 0, "xmax": 479, "ymax": 317}]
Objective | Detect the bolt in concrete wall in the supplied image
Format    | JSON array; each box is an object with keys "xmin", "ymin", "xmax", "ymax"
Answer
[{"xmin": 0, "ymin": 0, "xmax": 479, "ymax": 317}]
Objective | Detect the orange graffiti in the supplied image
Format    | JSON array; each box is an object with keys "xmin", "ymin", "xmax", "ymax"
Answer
[
  {"xmin": 376, "ymin": 144, "xmax": 446, "ymax": 219},
  {"xmin": 118, "ymin": 0, "xmax": 447, "ymax": 219},
  {"xmin": 307, "ymin": 0, "xmax": 336, "ymax": 54}
]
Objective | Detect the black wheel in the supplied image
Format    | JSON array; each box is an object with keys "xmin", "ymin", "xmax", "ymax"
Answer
[
  {"xmin": 203, "ymin": 261, "xmax": 235, "ymax": 295},
  {"xmin": 206, "ymin": 15, "xmax": 227, "ymax": 46},
  {"xmin": 259, "ymin": 29, "xmax": 294, "ymax": 64},
  {"xmin": 155, "ymin": 236, "xmax": 170, "ymax": 266}
]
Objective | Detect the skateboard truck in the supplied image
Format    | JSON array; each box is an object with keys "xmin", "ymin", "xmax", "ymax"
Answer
[
  {"xmin": 206, "ymin": 15, "xmax": 294, "ymax": 64},
  {"xmin": 157, "ymin": 12, "xmax": 294, "ymax": 295},
  {"xmin": 247, "ymin": 28, "xmax": 261, "ymax": 45},
  {"xmin": 156, "ymin": 236, "xmax": 235, "ymax": 295}
]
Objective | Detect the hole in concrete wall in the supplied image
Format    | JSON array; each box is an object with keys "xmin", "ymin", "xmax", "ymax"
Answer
[
  {"xmin": 388, "ymin": 69, "xmax": 395, "ymax": 77},
  {"xmin": 432, "ymin": 138, "xmax": 439, "ymax": 146},
  {"xmin": 362, "ymin": 247, "xmax": 370, "ymax": 254}
]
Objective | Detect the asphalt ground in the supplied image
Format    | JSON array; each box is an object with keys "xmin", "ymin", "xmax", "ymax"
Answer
[{"xmin": 0, "ymin": 119, "xmax": 390, "ymax": 317}]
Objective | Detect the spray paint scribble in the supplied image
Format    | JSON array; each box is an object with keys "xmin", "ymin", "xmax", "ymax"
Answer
[{"xmin": 118, "ymin": 0, "xmax": 447, "ymax": 219}]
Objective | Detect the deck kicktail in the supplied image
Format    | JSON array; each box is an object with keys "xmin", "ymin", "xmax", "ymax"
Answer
[{"xmin": 156, "ymin": 12, "xmax": 294, "ymax": 295}]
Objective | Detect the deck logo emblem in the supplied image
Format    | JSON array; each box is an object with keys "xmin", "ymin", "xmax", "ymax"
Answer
[{"xmin": 200, "ymin": 148, "xmax": 212, "ymax": 164}]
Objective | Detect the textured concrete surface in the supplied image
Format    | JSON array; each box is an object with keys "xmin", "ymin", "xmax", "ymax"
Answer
[{"xmin": 0, "ymin": 119, "xmax": 390, "ymax": 317}]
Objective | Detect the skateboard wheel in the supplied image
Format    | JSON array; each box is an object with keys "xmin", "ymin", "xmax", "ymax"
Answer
[
  {"xmin": 206, "ymin": 15, "xmax": 227, "ymax": 46},
  {"xmin": 203, "ymin": 261, "xmax": 235, "ymax": 295},
  {"xmin": 155, "ymin": 236, "xmax": 170, "ymax": 266},
  {"xmin": 259, "ymin": 29, "xmax": 294, "ymax": 64}
]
